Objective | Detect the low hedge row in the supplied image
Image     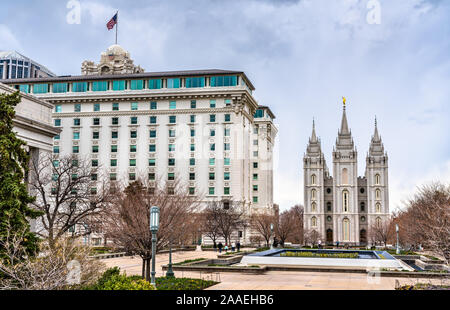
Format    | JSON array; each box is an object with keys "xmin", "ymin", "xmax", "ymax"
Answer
[{"xmin": 280, "ymin": 251, "xmax": 359, "ymax": 259}]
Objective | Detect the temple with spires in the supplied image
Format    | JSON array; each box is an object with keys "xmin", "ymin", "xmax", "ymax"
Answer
[{"xmin": 303, "ymin": 101, "xmax": 389, "ymax": 246}]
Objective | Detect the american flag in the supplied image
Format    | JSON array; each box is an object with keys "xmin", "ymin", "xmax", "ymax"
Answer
[{"xmin": 107, "ymin": 13, "xmax": 118, "ymax": 30}]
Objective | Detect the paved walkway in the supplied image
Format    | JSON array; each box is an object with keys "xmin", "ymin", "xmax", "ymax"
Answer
[{"xmin": 101, "ymin": 250, "xmax": 448, "ymax": 290}]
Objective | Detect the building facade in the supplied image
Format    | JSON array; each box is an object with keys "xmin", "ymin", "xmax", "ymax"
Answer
[
  {"xmin": 3, "ymin": 45, "xmax": 277, "ymax": 245},
  {"xmin": 303, "ymin": 103, "xmax": 389, "ymax": 246},
  {"xmin": 0, "ymin": 51, "xmax": 56, "ymax": 80}
]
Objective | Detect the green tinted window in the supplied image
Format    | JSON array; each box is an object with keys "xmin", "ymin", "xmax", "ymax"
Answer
[
  {"xmin": 53, "ymin": 83, "xmax": 68, "ymax": 93},
  {"xmin": 112, "ymin": 80, "xmax": 126, "ymax": 91},
  {"xmin": 167, "ymin": 78, "xmax": 180, "ymax": 89},
  {"xmin": 148, "ymin": 79, "xmax": 162, "ymax": 89},
  {"xmin": 130, "ymin": 80, "xmax": 144, "ymax": 90},
  {"xmin": 73, "ymin": 82, "xmax": 87, "ymax": 92},
  {"xmin": 33, "ymin": 84, "xmax": 49, "ymax": 94},
  {"xmin": 210, "ymin": 76, "xmax": 238, "ymax": 87},
  {"xmin": 92, "ymin": 81, "xmax": 108, "ymax": 92},
  {"xmin": 19, "ymin": 84, "xmax": 30, "ymax": 93},
  {"xmin": 185, "ymin": 77, "xmax": 205, "ymax": 88}
]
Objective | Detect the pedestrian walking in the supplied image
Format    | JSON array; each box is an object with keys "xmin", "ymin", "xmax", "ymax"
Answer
[
  {"xmin": 231, "ymin": 242, "xmax": 236, "ymax": 252},
  {"xmin": 218, "ymin": 242, "xmax": 223, "ymax": 253},
  {"xmin": 236, "ymin": 241, "xmax": 241, "ymax": 252}
]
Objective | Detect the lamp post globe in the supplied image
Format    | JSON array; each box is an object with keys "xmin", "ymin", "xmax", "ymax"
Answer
[
  {"xmin": 150, "ymin": 206, "xmax": 160, "ymax": 286},
  {"xmin": 395, "ymin": 224, "xmax": 400, "ymax": 255},
  {"xmin": 270, "ymin": 223, "xmax": 274, "ymax": 250}
]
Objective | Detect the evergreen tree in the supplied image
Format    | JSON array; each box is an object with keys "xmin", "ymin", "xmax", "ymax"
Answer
[{"xmin": 0, "ymin": 91, "xmax": 41, "ymax": 260}]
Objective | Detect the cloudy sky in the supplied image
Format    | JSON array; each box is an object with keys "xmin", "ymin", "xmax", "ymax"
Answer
[{"xmin": 1, "ymin": 0, "xmax": 449, "ymax": 211}]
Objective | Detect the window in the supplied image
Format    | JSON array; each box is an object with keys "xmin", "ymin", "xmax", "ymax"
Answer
[
  {"xmin": 210, "ymin": 100, "xmax": 216, "ymax": 108},
  {"xmin": 224, "ymin": 158, "xmax": 231, "ymax": 166},
  {"xmin": 130, "ymin": 131, "xmax": 137, "ymax": 138},
  {"xmin": 54, "ymin": 135, "xmax": 60, "ymax": 140},
  {"xmin": 169, "ymin": 129, "xmax": 176, "ymax": 137},
  {"xmin": 210, "ymin": 75, "xmax": 238, "ymax": 87},
  {"xmin": 360, "ymin": 202, "xmax": 365, "ymax": 212},
  {"xmin": 168, "ymin": 144, "xmax": 175, "ymax": 152},
  {"xmin": 311, "ymin": 174, "xmax": 316, "ymax": 185},
  {"xmin": 130, "ymin": 80, "xmax": 144, "ymax": 90},
  {"xmin": 225, "ymin": 114, "xmax": 231, "ymax": 122},
  {"xmin": 167, "ymin": 78, "xmax": 180, "ymax": 89},
  {"xmin": 209, "ymin": 187, "xmax": 215, "ymax": 195},
  {"xmin": 93, "ymin": 103, "xmax": 100, "ymax": 111},
  {"xmin": 254, "ymin": 109, "xmax": 264, "ymax": 118},
  {"xmin": 224, "ymin": 128, "xmax": 230, "ymax": 136},
  {"xmin": 33, "ymin": 83, "xmax": 49, "ymax": 94},
  {"xmin": 168, "ymin": 173, "xmax": 175, "ymax": 181},
  {"xmin": 190, "ymin": 144, "xmax": 195, "ymax": 151},
  {"xmin": 376, "ymin": 203, "xmax": 381, "ymax": 213},
  {"xmin": 361, "ymin": 216, "xmax": 366, "ymax": 223},
  {"xmin": 112, "ymin": 103, "xmax": 119, "ymax": 111},
  {"xmin": 19, "ymin": 85, "xmax": 30, "ymax": 93},
  {"xmin": 224, "ymin": 172, "xmax": 230, "ymax": 181},
  {"xmin": 254, "ymin": 127, "xmax": 259, "ymax": 134},
  {"xmin": 169, "ymin": 101, "xmax": 176, "ymax": 110},
  {"xmin": 224, "ymin": 143, "xmax": 230, "ymax": 151},
  {"xmin": 190, "ymin": 158, "xmax": 196, "ymax": 166},
  {"xmin": 91, "ymin": 174, "xmax": 98, "ymax": 181},
  {"xmin": 91, "ymin": 160, "xmax": 98, "ymax": 167},
  {"xmin": 225, "ymin": 99, "xmax": 232, "ymax": 106},
  {"xmin": 74, "ymin": 104, "xmax": 81, "ymax": 112},
  {"xmin": 110, "ymin": 173, "xmax": 117, "ymax": 181},
  {"xmin": 73, "ymin": 132, "xmax": 80, "ymax": 140},
  {"xmin": 311, "ymin": 202, "xmax": 316, "ymax": 212},
  {"xmin": 112, "ymin": 80, "xmax": 126, "ymax": 91},
  {"xmin": 73, "ymin": 82, "xmax": 87, "ymax": 92},
  {"xmin": 376, "ymin": 217, "xmax": 382, "ymax": 227},
  {"xmin": 72, "ymin": 146, "xmax": 79, "ymax": 154},
  {"xmin": 311, "ymin": 189, "xmax": 316, "ymax": 200},
  {"xmin": 343, "ymin": 218, "xmax": 350, "ymax": 241},
  {"xmin": 311, "ymin": 217, "xmax": 317, "ymax": 227},
  {"xmin": 53, "ymin": 146, "xmax": 60, "ymax": 154},
  {"xmin": 92, "ymin": 146, "xmax": 99, "ymax": 153},
  {"xmin": 129, "ymin": 159, "xmax": 136, "ymax": 167},
  {"xmin": 375, "ymin": 174, "xmax": 381, "ymax": 185},
  {"xmin": 112, "ymin": 117, "xmax": 119, "ymax": 125},
  {"xmin": 168, "ymin": 158, "xmax": 175, "ymax": 166},
  {"xmin": 253, "ymin": 196, "xmax": 258, "ymax": 203},
  {"xmin": 93, "ymin": 118, "xmax": 100, "ymax": 125},
  {"xmin": 253, "ymin": 174, "xmax": 258, "ymax": 180},
  {"xmin": 210, "ymin": 114, "xmax": 216, "ymax": 122},
  {"xmin": 327, "ymin": 202, "xmax": 332, "ymax": 212},
  {"xmin": 92, "ymin": 81, "xmax": 108, "ymax": 92},
  {"xmin": 185, "ymin": 77, "xmax": 205, "ymax": 88},
  {"xmin": 327, "ymin": 188, "xmax": 332, "ymax": 194},
  {"xmin": 360, "ymin": 188, "xmax": 365, "ymax": 194},
  {"xmin": 190, "ymin": 129, "xmax": 195, "ymax": 137},
  {"xmin": 189, "ymin": 187, "xmax": 195, "ymax": 195},
  {"xmin": 224, "ymin": 187, "xmax": 230, "ymax": 195},
  {"xmin": 110, "ymin": 159, "xmax": 117, "ymax": 167},
  {"xmin": 190, "ymin": 115, "xmax": 196, "ymax": 123},
  {"xmin": 149, "ymin": 145, "xmax": 156, "ymax": 152},
  {"xmin": 53, "ymin": 160, "xmax": 60, "ymax": 167},
  {"xmin": 210, "ymin": 129, "xmax": 216, "ymax": 137},
  {"xmin": 209, "ymin": 158, "xmax": 215, "ymax": 166},
  {"xmin": 191, "ymin": 100, "xmax": 196, "ymax": 109},
  {"xmin": 53, "ymin": 83, "xmax": 68, "ymax": 93},
  {"xmin": 55, "ymin": 105, "xmax": 62, "ymax": 113},
  {"xmin": 149, "ymin": 130, "xmax": 157, "ymax": 138},
  {"xmin": 343, "ymin": 190, "xmax": 349, "ymax": 212},
  {"xmin": 129, "ymin": 173, "xmax": 136, "ymax": 181},
  {"xmin": 111, "ymin": 145, "xmax": 118, "ymax": 153},
  {"xmin": 376, "ymin": 189, "xmax": 381, "ymax": 200},
  {"xmin": 189, "ymin": 173, "xmax": 196, "ymax": 181},
  {"xmin": 327, "ymin": 216, "xmax": 332, "ymax": 222},
  {"xmin": 130, "ymin": 145, "xmax": 137, "ymax": 153},
  {"xmin": 131, "ymin": 102, "xmax": 138, "ymax": 111},
  {"xmin": 130, "ymin": 117, "xmax": 138, "ymax": 125},
  {"xmin": 112, "ymin": 131, "xmax": 118, "ymax": 139},
  {"xmin": 210, "ymin": 144, "xmax": 215, "ymax": 151},
  {"xmin": 55, "ymin": 119, "xmax": 61, "ymax": 127},
  {"xmin": 149, "ymin": 159, "xmax": 156, "ymax": 166},
  {"xmin": 169, "ymin": 115, "xmax": 176, "ymax": 123},
  {"xmin": 253, "ymin": 162, "xmax": 258, "ymax": 169},
  {"xmin": 148, "ymin": 79, "xmax": 162, "ymax": 89},
  {"xmin": 150, "ymin": 116, "xmax": 157, "ymax": 124},
  {"xmin": 209, "ymin": 173, "xmax": 215, "ymax": 180},
  {"xmin": 149, "ymin": 173, "xmax": 156, "ymax": 181},
  {"xmin": 253, "ymin": 140, "xmax": 258, "ymax": 146},
  {"xmin": 150, "ymin": 101, "xmax": 157, "ymax": 110}
]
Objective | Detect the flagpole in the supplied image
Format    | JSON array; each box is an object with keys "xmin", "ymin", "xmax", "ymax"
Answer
[{"xmin": 115, "ymin": 11, "xmax": 118, "ymax": 45}]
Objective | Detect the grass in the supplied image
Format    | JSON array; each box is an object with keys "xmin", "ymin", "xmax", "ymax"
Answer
[
  {"xmin": 173, "ymin": 258, "xmax": 206, "ymax": 266},
  {"xmin": 280, "ymin": 251, "xmax": 359, "ymax": 259}
]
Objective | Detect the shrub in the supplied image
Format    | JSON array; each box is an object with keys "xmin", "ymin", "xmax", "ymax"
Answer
[
  {"xmin": 155, "ymin": 277, "xmax": 217, "ymax": 290},
  {"xmin": 173, "ymin": 258, "xmax": 206, "ymax": 266},
  {"xmin": 99, "ymin": 274, "xmax": 155, "ymax": 290},
  {"xmin": 280, "ymin": 251, "xmax": 359, "ymax": 259}
]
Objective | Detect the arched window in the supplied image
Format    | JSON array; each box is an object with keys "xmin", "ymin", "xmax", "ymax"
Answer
[
  {"xmin": 376, "ymin": 217, "xmax": 382, "ymax": 227},
  {"xmin": 311, "ymin": 189, "xmax": 316, "ymax": 200},
  {"xmin": 311, "ymin": 217, "xmax": 317, "ymax": 227},
  {"xmin": 376, "ymin": 189, "xmax": 381, "ymax": 200},
  {"xmin": 343, "ymin": 218, "xmax": 350, "ymax": 241},
  {"xmin": 342, "ymin": 168, "xmax": 349, "ymax": 184},
  {"xmin": 342, "ymin": 190, "xmax": 349, "ymax": 212},
  {"xmin": 376, "ymin": 203, "xmax": 381, "ymax": 213},
  {"xmin": 360, "ymin": 202, "xmax": 365, "ymax": 212},
  {"xmin": 375, "ymin": 174, "xmax": 381, "ymax": 185},
  {"xmin": 311, "ymin": 174, "xmax": 316, "ymax": 185},
  {"xmin": 311, "ymin": 202, "xmax": 317, "ymax": 212},
  {"xmin": 327, "ymin": 202, "xmax": 332, "ymax": 212}
]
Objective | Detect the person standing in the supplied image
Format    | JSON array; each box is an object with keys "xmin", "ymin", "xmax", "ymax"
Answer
[
  {"xmin": 224, "ymin": 244, "xmax": 229, "ymax": 252},
  {"xmin": 231, "ymin": 242, "xmax": 236, "ymax": 252},
  {"xmin": 236, "ymin": 241, "xmax": 241, "ymax": 252},
  {"xmin": 218, "ymin": 242, "xmax": 223, "ymax": 253}
]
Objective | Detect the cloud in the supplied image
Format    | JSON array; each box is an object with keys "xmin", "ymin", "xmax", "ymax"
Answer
[{"xmin": 0, "ymin": 24, "xmax": 22, "ymax": 51}]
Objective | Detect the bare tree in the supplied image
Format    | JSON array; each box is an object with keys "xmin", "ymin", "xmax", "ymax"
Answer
[
  {"xmin": 250, "ymin": 213, "xmax": 276, "ymax": 247},
  {"xmin": 276, "ymin": 209, "xmax": 296, "ymax": 246},
  {"xmin": 397, "ymin": 182, "xmax": 450, "ymax": 263},
  {"xmin": 199, "ymin": 202, "xmax": 222, "ymax": 248},
  {"xmin": 103, "ymin": 178, "xmax": 200, "ymax": 281},
  {"xmin": 304, "ymin": 229, "xmax": 321, "ymax": 247},
  {"xmin": 369, "ymin": 217, "xmax": 394, "ymax": 248},
  {"xmin": 207, "ymin": 200, "xmax": 246, "ymax": 245},
  {"xmin": 290, "ymin": 205, "xmax": 304, "ymax": 244},
  {"xmin": 28, "ymin": 154, "xmax": 111, "ymax": 249},
  {"xmin": 0, "ymin": 216, "xmax": 103, "ymax": 290}
]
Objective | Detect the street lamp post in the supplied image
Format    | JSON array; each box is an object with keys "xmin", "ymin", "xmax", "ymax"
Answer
[
  {"xmin": 270, "ymin": 223, "xmax": 274, "ymax": 250},
  {"xmin": 166, "ymin": 228, "xmax": 174, "ymax": 278},
  {"xmin": 150, "ymin": 206, "xmax": 160, "ymax": 286},
  {"xmin": 396, "ymin": 224, "xmax": 400, "ymax": 255}
]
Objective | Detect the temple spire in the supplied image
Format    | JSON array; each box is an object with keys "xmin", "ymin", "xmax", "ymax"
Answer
[
  {"xmin": 340, "ymin": 97, "xmax": 350, "ymax": 135},
  {"xmin": 311, "ymin": 118, "xmax": 318, "ymax": 143},
  {"xmin": 373, "ymin": 116, "xmax": 380, "ymax": 142}
]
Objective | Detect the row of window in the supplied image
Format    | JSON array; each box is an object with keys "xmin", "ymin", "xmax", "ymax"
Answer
[
  {"xmin": 310, "ymin": 174, "xmax": 383, "ymax": 186},
  {"xmin": 54, "ymin": 99, "xmax": 233, "ymax": 113},
  {"xmin": 19, "ymin": 75, "xmax": 239, "ymax": 94},
  {"xmin": 310, "ymin": 201, "xmax": 383, "ymax": 213},
  {"xmin": 311, "ymin": 188, "xmax": 383, "ymax": 202}
]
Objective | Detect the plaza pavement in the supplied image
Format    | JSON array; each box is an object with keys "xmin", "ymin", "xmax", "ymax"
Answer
[{"xmin": 102, "ymin": 250, "xmax": 448, "ymax": 290}]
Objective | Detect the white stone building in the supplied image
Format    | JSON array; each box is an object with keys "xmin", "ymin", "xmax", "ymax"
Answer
[
  {"xmin": 303, "ymin": 103, "xmax": 389, "ymax": 246},
  {"xmin": 3, "ymin": 45, "xmax": 278, "ymax": 245}
]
